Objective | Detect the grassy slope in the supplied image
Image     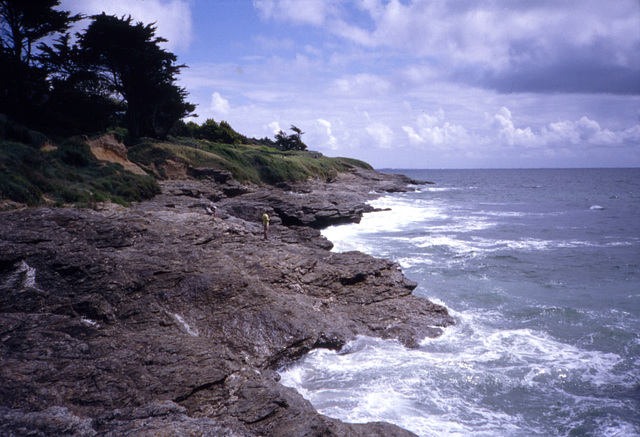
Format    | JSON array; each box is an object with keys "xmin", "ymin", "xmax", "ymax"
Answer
[
  {"xmin": 0, "ymin": 128, "xmax": 372, "ymax": 207},
  {"xmin": 130, "ymin": 139, "xmax": 372, "ymax": 184}
]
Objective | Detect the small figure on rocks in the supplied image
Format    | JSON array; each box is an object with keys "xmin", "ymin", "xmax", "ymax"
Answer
[
  {"xmin": 205, "ymin": 203, "xmax": 218, "ymax": 218},
  {"xmin": 261, "ymin": 212, "xmax": 270, "ymax": 240}
]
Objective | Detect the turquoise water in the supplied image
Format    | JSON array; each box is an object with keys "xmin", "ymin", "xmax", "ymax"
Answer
[{"xmin": 280, "ymin": 169, "xmax": 640, "ymax": 436}]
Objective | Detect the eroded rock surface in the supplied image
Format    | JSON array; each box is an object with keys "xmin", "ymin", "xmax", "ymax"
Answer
[{"xmin": 0, "ymin": 169, "xmax": 451, "ymax": 436}]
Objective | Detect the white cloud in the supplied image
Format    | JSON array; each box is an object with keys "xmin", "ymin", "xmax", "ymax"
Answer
[
  {"xmin": 487, "ymin": 108, "xmax": 640, "ymax": 152},
  {"xmin": 402, "ymin": 109, "xmax": 470, "ymax": 149},
  {"xmin": 255, "ymin": 0, "xmax": 639, "ymax": 94},
  {"xmin": 366, "ymin": 122, "xmax": 394, "ymax": 149},
  {"xmin": 316, "ymin": 119, "xmax": 338, "ymax": 150},
  {"xmin": 397, "ymin": 106, "xmax": 640, "ymax": 165},
  {"xmin": 541, "ymin": 116, "xmax": 640, "ymax": 147},
  {"xmin": 492, "ymin": 107, "xmax": 536, "ymax": 147},
  {"xmin": 210, "ymin": 92, "xmax": 230, "ymax": 117},
  {"xmin": 333, "ymin": 73, "xmax": 391, "ymax": 96},
  {"xmin": 59, "ymin": 0, "xmax": 193, "ymax": 51},
  {"xmin": 267, "ymin": 121, "xmax": 282, "ymax": 135}
]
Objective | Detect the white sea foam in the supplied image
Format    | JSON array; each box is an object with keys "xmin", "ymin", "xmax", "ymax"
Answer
[
  {"xmin": 421, "ymin": 186, "xmax": 459, "ymax": 192},
  {"xmin": 406, "ymin": 234, "xmax": 629, "ymax": 262},
  {"xmin": 280, "ymin": 307, "xmax": 631, "ymax": 436},
  {"xmin": 323, "ymin": 196, "xmax": 447, "ymax": 253},
  {"xmin": 308, "ymin": 172, "xmax": 640, "ymax": 436}
]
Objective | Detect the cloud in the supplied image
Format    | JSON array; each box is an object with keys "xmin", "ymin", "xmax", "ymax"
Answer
[
  {"xmin": 210, "ymin": 92, "xmax": 230, "ymax": 117},
  {"xmin": 266, "ymin": 121, "xmax": 281, "ymax": 135},
  {"xmin": 489, "ymin": 107, "xmax": 640, "ymax": 150},
  {"xmin": 365, "ymin": 122, "xmax": 394, "ymax": 148},
  {"xmin": 333, "ymin": 73, "xmax": 391, "ymax": 95},
  {"xmin": 402, "ymin": 109, "xmax": 471, "ymax": 149},
  {"xmin": 541, "ymin": 116, "xmax": 640, "ymax": 147},
  {"xmin": 491, "ymin": 107, "xmax": 536, "ymax": 147},
  {"xmin": 256, "ymin": 0, "xmax": 640, "ymax": 95},
  {"xmin": 397, "ymin": 106, "xmax": 640, "ymax": 162},
  {"xmin": 316, "ymin": 119, "xmax": 338, "ymax": 150},
  {"xmin": 59, "ymin": 0, "xmax": 193, "ymax": 51}
]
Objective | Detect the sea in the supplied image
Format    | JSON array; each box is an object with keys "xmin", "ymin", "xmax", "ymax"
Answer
[{"xmin": 279, "ymin": 168, "xmax": 640, "ymax": 437}]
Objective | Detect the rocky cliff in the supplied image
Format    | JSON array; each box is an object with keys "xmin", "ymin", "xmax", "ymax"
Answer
[{"xmin": 0, "ymin": 167, "xmax": 453, "ymax": 436}]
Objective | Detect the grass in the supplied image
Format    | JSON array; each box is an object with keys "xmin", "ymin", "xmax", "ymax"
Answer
[
  {"xmin": 129, "ymin": 138, "xmax": 372, "ymax": 185},
  {"xmin": 0, "ymin": 136, "xmax": 160, "ymax": 207},
  {"xmin": 0, "ymin": 120, "xmax": 373, "ymax": 207}
]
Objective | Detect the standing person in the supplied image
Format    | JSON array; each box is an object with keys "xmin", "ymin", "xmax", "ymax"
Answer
[{"xmin": 261, "ymin": 212, "xmax": 270, "ymax": 240}]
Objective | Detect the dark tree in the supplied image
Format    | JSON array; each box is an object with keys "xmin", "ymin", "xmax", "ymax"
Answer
[
  {"xmin": 0, "ymin": 0, "xmax": 76, "ymax": 62},
  {"xmin": 38, "ymin": 33, "xmax": 122, "ymax": 134},
  {"xmin": 196, "ymin": 118, "xmax": 241, "ymax": 144},
  {"xmin": 0, "ymin": 0, "xmax": 79, "ymax": 123},
  {"xmin": 275, "ymin": 125, "xmax": 307, "ymax": 151},
  {"xmin": 77, "ymin": 13, "xmax": 195, "ymax": 138}
]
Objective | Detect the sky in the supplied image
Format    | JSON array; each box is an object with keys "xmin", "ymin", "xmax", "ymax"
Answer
[{"xmin": 58, "ymin": 0, "xmax": 640, "ymax": 169}]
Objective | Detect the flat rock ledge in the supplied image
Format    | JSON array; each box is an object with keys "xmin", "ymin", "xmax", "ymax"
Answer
[{"xmin": 0, "ymin": 168, "xmax": 451, "ymax": 436}]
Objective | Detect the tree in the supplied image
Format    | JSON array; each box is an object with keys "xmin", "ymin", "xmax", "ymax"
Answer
[
  {"xmin": 38, "ymin": 33, "xmax": 123, "ymax": 134},
  {"xmin": 77, "ymin": 13, "xmax": 195, "ymax": 138},
  {"xmin": 275, "ymin": 125, "xmax": 307, "ymax": 151},
  {"xmin": 0, "ymin": 0, "xmax": 79, "ymax": 122},
  {"xmin": 196, "ymin": 118, "xmax": 241, "ymax": 144},
  {"xmin": 0, "ymin": 0, "xmax": 77, "ymax": 63}
]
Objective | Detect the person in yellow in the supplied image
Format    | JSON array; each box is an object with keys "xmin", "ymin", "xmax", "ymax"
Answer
[{"xmin": 261, "ymin": 213, "xmax": 270, "ymax": 240}]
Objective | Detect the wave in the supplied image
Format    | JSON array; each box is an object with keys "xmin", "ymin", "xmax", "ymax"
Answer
[
  {"xmin": 280, "ymin": 310, "xmax": 633, "ymax": 436},
  {"xmin": 312, "ymin": 186, "xmax": 640, "ymax": 436},
  {"xmin": 409, "ymin": 235, "xmax": 633, "ymax": 258}
]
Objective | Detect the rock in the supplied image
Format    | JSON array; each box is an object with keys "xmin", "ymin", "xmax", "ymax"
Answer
[
  {"xmin": 86, "ymin": 133, "xmax": 147, "ymax": 176},
  {"xmin": 0, "ymin": 168, "xmax": 453, "ymax": 436},
  {"xmin": 188, "ymin": 167, "xmax": 233, "ymax": 183},
  {"xmin": 0, "ymin": 406, "xmax": 97, "ymax": 437},
  {"xmin": 220, "ymin": 168, "xmax": 412, "ymax": 228}
]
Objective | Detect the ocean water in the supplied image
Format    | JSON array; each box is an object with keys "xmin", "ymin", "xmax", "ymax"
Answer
[{"xmin": 279, "ymin": 168, "xmax": 640, "ymax": 437}]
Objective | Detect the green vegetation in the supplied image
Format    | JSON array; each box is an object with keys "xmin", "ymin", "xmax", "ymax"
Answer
[
  {"xmin": 0, "ymin": 124, "xmax": 160, "ymax": 207},
  {"xmin": 0, "ymin": 119, "xmax": 372, "ymax": 208},
  {"xmin": 1, "ymin": 1, "xmax": 194, "ymax": 138},
  {"xmin": 0, "ymin": 1, "xmax": 374, "ymax": 209},
  {"xmin": 130, "ymin": 138, "xmax": 371, "ymax": 184}
]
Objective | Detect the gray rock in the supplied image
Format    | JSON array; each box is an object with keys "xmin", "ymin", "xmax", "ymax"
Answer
[{"xmin": 0, "ymin": 168, "xmax": 452, "ymax": 436}]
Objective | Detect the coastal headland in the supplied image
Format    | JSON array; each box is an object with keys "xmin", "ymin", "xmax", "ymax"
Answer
[{"xmin": 0, "ymin": 150, "xmax": 454, "ymax": 436}]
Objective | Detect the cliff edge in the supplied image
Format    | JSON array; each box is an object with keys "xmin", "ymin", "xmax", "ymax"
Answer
[{"xmin": 0, "ymin": 168, "xmax": 453, "ymax": 436}]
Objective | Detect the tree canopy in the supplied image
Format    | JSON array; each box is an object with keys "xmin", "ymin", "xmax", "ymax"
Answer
[
  {"xmin": 0, "ymin": 2, "xmax": 195, "ymax": 138},
  {"xmin": 0, "ymin": 0, "xmax": 80, "ymax": 123},
  {"xmin": 77, "ymin": 13, "xmax": 195, "ymax": 138},
  {"xmin": 0, "ymin": 2, "xmax": 310, "ymax": 150},
  {"xmin": 275, "ymin": 125, "xmax": 307, "ymax": 151}
]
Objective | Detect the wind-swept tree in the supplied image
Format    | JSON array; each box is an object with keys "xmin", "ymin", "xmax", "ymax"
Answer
[
  {"xmin": 77, "ymin": 13, "xmax": 195, "ymax": 138},
  {"xmin": 38, "ymin": 33, "xmax": 124, "ymax": 133},
  {"xmin": 0, "ymin": 0, "xmax": 79, "ymax": 122},
  {"xmin": 275, "ymin": 125, "xmax": 307, "ymax": 151},
  {"xmin": 0, "ymin": 0, "xmax": 76, "ymax": 62}
]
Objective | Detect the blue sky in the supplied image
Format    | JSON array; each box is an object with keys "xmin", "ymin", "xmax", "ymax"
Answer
[{"xmin": 59, "ymin": 0, "xmax": 640, "ymax": 169}]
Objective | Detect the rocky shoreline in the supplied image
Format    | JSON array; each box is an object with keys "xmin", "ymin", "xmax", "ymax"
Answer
[{"xmin": 0, "ymin": 167, "xmax": 454, "ymax": 436}]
